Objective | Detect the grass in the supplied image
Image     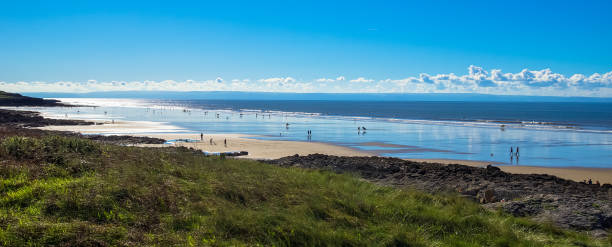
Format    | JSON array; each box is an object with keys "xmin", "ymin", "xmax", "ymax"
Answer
[
  {"xmin": 0, "ymin": 91, "xmax": 17, "ymax": 99},
  {"xmin": 0, "ymin": 135, "xmax": 609, "ymax": 246}
]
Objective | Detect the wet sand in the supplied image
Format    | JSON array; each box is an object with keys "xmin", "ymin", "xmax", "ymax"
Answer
[
  {"xmin": 139, "ymin": 133, "xmax": 370, "ymax": 159},
  {"xmin": 39, "ymin": 120, "xmax": 612, "ymax": 184},
  {"xmin": 38, "ymin": 121, "xmax": 371, "ymax": 159}
]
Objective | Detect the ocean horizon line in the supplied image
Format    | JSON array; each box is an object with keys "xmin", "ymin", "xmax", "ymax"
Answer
[{"xmin": 21, "ymin": 91, "xmax": 612, "ymax": 102}]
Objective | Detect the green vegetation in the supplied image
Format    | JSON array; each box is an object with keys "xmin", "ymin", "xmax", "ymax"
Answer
[
  {"xmin": 0, "ymin": 91, "xmax": 15, "ymax": 99},
  {"xmin": 0, "ymin": 135, "xmax": 608, "ymax": 246}
]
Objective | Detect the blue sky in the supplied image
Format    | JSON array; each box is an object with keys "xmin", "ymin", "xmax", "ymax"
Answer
[{"xmin": 1, "ymin": 0, "xmax": 611, "ymax": 96}]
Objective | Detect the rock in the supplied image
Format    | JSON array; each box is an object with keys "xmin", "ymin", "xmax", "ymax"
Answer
[
  {"xmin": 479, "ymin": 189, "xmax": 496, "ymax": 203},
  {"xmin": 265, "ymin": 154, "xmax": 612, "ymax": 235},
  {"xmin": 0, "ymin": 91, "xmax": 68, "ymax": 107},
  {"xmin": 0, "ymin": 109, "xmax": 93, "ymax": 127}
]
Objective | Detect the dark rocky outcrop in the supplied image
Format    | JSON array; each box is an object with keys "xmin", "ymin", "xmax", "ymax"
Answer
[
  {"xmin": 0, "ymin": 91, "xmax": 88, "ymax": 127},
  {"xmin": 81, "ymin": 134, "xmax": 165, "ymax": 145},
  {"xmin": 0, "ymin": 91, "xmax": 68, "ymax": 106},
  {"xmin": 266, "ymin": 154, "xmax": 612, "ymax": 236},
  {"xmin": 0, "ymin": 108, "xmax": 166, "ymax": 145},
  {"xmin": 0, "ymin": 109, "xmax": 93, "ymax": 127}
]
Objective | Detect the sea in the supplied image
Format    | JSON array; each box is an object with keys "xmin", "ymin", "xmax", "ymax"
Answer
[{"xmin": 15, "ymin": 98, "xmax": 612, "ymax": 168}]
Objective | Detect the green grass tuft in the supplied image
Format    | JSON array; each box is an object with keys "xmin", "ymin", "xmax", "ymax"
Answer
[{"xmin": 0, "ymin": 135, "xmax": 608, "ymax": 246}]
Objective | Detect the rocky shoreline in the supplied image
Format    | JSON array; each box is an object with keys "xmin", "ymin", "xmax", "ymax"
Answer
[
  {"xmin": 266, "ymin": 154, "xmax": 612, "ymax": 236},
  {"xmin": 0, "ymin": 92, "xmax": 165, "ymax": 145},
  {"xmin": 0, "ymin": 109, "xmax": 95, "ymax": 127},
  {"xmin": 0, "ymin": 91, "xmax": 68, "ymax": 107},
  {"xmin": 0, "ymin": 118, "xmax": 165, "ymax": 145}
]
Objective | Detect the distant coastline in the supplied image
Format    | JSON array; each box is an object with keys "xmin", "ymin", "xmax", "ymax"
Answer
[{"xmin": 0, "ymin": 90, "xmax": 68, "ymax": 107}]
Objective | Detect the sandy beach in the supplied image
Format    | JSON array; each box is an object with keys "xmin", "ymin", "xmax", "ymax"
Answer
[{"xmin": 39, "ymin": 120, "xmax": 612, "ymax": 184}]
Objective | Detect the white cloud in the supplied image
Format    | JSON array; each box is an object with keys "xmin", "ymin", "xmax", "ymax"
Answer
[
  {"xmin": 315, "ymin": 76, "xmax": 345, "ymax": 83},
  {"xmin": 315, "ymin": 78, "xmax": 334, "ymax": 83},
  {"xmin": 1, "ymin": 66, "xmax": 611, "ymax": 97},
  {"xmin": 258, "ymin": 77, "xmax": 296, "ymax": 83},
  {"xmin": 382, "ymin": 66, "xmax": 612, "ymax": 96},
  {"xmin": 349, "ymin": 77, "xmax": 374, "ymax": 83}
]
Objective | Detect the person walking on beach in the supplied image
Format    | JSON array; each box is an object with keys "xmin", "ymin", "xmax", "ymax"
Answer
[
  {"xmin": 210, "ymin": 138, "xmax": 213, "ymax": 145},
  {"xmin": 200, "ymin": 132, "xmax": 203, "ymax": 141},
  {"xmin": 224, "ymin": 139, "xmax": 227, "ymax": 147}
]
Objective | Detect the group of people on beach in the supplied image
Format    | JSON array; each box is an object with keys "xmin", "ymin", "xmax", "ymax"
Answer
[
  {"xmin": 201, "ymin": 132, "xmax": 227, "ymax": 147},
  {"xmin": 583, "ymin": 178, "xmax": 601, "ymax": 186},
  {"xmin": 510, "ymin": 146, "xmax": 520, "ymax": 157},
  {"xmin": 358, "ymin": 126, "xmax": 367, "ymax": 135},
  {"xmin": 509, "ymin": 146, "xmax": 520, "ymax": 164},
  {"xmin": 255, "ymin": 113, "xmax": 271, "ymax": 119}
]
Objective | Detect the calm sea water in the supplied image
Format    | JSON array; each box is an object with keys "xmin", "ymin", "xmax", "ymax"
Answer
[
  {"xmin": 170, "ymin": 100, "xmax": 612, "ymax": 130},
  {"xmin": 20, "ymin": 98, "xmax": 612, "ymax": 168}
]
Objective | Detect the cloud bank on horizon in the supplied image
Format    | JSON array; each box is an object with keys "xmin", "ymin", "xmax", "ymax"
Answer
[{"xmin": 2, "ymin": 66, "xmax": 611, "ymax": 97}]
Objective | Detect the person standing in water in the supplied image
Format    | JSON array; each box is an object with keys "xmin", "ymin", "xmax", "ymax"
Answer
[{"xmin": 516, "ymin": 146, "xmax": 520, "ymax": 157}]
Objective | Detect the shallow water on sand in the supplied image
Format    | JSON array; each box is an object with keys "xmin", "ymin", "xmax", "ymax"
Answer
[{"xmin": 20, "ymin": 98, "xmax": 612, "ymax": 168}]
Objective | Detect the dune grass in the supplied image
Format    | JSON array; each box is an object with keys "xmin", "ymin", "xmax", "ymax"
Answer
[{"xmin": 0, "ymin": 135, "xmax": 608, "ymax": 246}]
